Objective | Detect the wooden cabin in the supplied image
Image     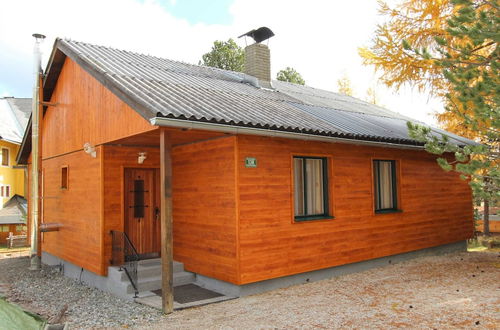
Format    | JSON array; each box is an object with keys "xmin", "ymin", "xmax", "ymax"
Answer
[
  {"xmin": 17, "ymin": 38, "xmax": 474, "ymax": 301},
  {"xmin": 0, "ymin": 195, "xmax": 28, "ymax": 246}
]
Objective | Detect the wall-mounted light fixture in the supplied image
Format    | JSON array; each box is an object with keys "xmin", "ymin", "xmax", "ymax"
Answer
[
  {"xmin": 138, "ymin": 152, "xmax": 147, "ymax": 164},
  {"xmin": 83, "ymin": 142, "xmax": 96, "ymax": 158}
]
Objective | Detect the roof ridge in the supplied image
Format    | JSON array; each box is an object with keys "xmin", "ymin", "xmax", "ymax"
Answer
[{"xmin": 62, "ymin": 39, "xmax": 246, "ymax": 80}]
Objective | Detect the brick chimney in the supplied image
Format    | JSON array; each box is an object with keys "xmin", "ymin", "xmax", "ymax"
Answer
[{"xmin": 244, "ymin": 43, "xmax": 272, "ymax": 89}]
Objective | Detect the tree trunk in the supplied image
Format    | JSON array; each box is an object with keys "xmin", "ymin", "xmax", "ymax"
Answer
[{"xmin": 483, "ymin": 199, "xmax": 490, "ymax": 236}]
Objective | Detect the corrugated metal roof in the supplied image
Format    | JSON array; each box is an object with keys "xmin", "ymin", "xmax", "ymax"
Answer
[
  {"xmin": 49, "ymin": 39, "xmax": 476, "ymax": 147},
  {"xmin": 0, "ymin": 195, "xmax": 26, "ymax": 225},
  {"xmin": 289, "ymin": 102, "xmax": 472, "ymax": 146},
  {"xmin": 0, "ymin": 98, "xmax": 31, "ymax": 144}
]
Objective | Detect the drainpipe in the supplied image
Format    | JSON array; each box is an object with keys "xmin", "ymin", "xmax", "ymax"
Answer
[{"xmin": 29, "ymin": 33, "xmax": 45, "ymax": 271}]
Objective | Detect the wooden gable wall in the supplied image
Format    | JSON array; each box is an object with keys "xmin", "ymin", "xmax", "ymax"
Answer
[
  {"xmin": 40, "ymin": 57, "xmax": 157, "ymax": 275},
  {"xmin": 41, "ymin": 57, "xmax": 157, "ymax": 159}
]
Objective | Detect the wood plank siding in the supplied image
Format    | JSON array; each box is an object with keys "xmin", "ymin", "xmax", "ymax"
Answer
[
  {"xmin": 172, "ymin": 136, "xmax": 239, "ymax": 283},
  {"xmin": 102, "ymin": 145, "xmax": 161, "ymax": 274},
  {"xmin": 41, "ymin": 148, "xmax": 102, "ymax": 274},
  {"xmin": 0, "ymin": 224, "xmax": 27, "ymax": 245},
  {"xmin": 38, "ymin": 57, "xmax": 158, "ymax": 275},
  {"xmin": 41, "ymin": 57, "xmax": 157, "ymax": 159},
  {"xmin": 236, "ymin": 135, "xmax": 474, "ymax": 284}
]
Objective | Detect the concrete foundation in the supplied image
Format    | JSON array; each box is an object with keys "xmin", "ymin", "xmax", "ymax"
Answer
[
  {"xmin": 195, "ymin": 241, "xmax": 467, "ymax": 297},
  {"xmin": 41, "ymin": 252, "xmax": 132, "ymax": 299},
  {"xmin": 43, "ymin": 240, "xmax": 467, "ymax": 300}
]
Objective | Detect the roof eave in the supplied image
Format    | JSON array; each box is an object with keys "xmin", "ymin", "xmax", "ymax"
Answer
[
  {"xmin": 16, "ymin": 115, "xmax": 32, "ymax": 165},
  {"xmin": 150, "ymin": 116, "xmax": 426, "ymax": 150}
]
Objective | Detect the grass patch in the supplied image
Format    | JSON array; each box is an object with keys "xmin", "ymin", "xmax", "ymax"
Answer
[
  {"xmin": 0, "ymin": 245, "xmax": 30, "ymax": 254},
  {"xmin": 467, "ymin": 234, "xmax": 500, "ymax": 252}
]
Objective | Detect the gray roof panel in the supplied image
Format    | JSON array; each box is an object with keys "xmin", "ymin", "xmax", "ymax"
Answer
[{"xmin": 48, "ymin": 39, "xmax": 476, "ymax": 147}]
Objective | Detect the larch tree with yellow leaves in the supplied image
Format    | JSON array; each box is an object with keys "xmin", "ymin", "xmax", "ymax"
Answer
[
  {"xmin": 361, "ymin": 0, "xmax": 499, "ymax": 235},
  {"xmin": 337, "ymin": 75, "xmax": 354, "ymax": 96}
]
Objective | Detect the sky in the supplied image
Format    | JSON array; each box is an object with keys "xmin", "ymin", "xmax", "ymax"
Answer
[{"xmin": 0, "ymin": 0, "xmax": 443, "ymax": 125}]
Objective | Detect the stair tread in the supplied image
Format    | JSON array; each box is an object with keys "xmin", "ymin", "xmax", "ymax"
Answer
[{"xmin": 109, "ymin": 260, "xmax": 193, "ymax": 295}]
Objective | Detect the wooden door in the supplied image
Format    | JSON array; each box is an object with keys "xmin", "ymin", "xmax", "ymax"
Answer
[{"xmin": 124, "ymin": 168, "xmax": 161, "ymax": 257}]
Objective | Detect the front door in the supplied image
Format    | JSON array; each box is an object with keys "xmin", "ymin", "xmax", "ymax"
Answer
[{"xmin": 124, "ymin": 168, "xmax": 161, "ymax": 257}]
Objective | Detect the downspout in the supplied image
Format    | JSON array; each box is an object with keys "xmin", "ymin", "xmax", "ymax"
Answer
[{"xmin": 29, "ymin": 33, "xmax": 45, "ymax": 271}]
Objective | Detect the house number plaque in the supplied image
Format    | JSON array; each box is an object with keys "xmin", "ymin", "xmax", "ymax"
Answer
[{"xmin": 245, "ymin": 157, "xmax": 257, "ymax": 168}]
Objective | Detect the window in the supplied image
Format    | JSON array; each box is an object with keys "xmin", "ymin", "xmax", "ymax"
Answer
[
  {"xmin": 293, "ymin": 156, "xmax": 330, "ymax": 221},
  {"xmin": 0, "ymin": 225, "xmax": 9, "ymax": 232},
  {"xmin": 0, "ymin": 185, "xmax": 10, "ymax": 198},
  {"xmin": 373, "ymin": 160, "xmax": 398, "ymax": 213},
  {"xmin": 15, "ymin": 225, "xmax": 27, "ymax": 232},
  {"xmin": 1, "ymin": 148, "xmax": 8, "ymax": 166},
  {"xmin": 61, "ymin": 166, "xmax": 68, "ymax": 189},
  {"xmin": 133, "ymin": 179, "xmax": 146, "ymax": 218}
]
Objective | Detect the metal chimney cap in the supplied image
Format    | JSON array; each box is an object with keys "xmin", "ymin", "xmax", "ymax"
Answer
[
  {"xmin": 238, "ymin": 27, "xmax": 274, "ymax": 44},
  {"xmin": 32, "ymin": 33, "xmax": 46, "ymax": 40}
]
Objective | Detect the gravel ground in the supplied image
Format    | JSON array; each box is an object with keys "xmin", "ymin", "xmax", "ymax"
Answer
[
  {"xmin": 0, "ymin": 257, "xmax": 163, "ymax": 328},
  {"xmin": 0, "ymin": 251, "xmax": 499, "ymax": 329},
  {"xmin": 144, "ymin": 251, "xmax": 500, "ymax": 329}
]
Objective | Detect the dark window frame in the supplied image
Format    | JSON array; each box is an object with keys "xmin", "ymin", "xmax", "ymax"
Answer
[
  {"xmin": 61, "ymin": 166, "xmax": 69, "ymax": 189},
  {"xmin": 293, "ymin": 156, "xmax": 332, "ymax": 222},
  {"xmin": 373, "ymin": 159, "xmax": 399, "ymax": 213}
]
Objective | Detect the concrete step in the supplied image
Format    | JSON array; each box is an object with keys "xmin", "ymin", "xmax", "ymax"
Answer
[
  {"xmin": 108, "ymin": 260, "xmax": 185, "ymax": 282},
  {"xmin": 107, "ymin": 259, "xmax": 195, "ymax": 296},
  {"xmin": 125, "ymin": 271, "xmax": 196, "ymax": 294},
  {"xmin": 174, "ymin": 271, "xmax": 196, "ymax": 287},
  {"xmin": 138, "ymin": 259, "xmax": 184, "ymax": 272}
]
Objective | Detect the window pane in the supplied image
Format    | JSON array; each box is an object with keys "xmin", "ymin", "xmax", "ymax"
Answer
[
  {"xmin": 374, "ymin": 160, "xmax": 396, "ymax": 210},
  {"xmin": 306, "ymin": 159, "xmax": 324, "ymax": 215},
  {"xmin": 133, "ymin": 180, "xmax": 145, "ymax": 218},
  {"xmin": 5, "ymin": 186, "xmax": 9, "ymax": 198},
  {"xmin": 294, "ymin": 157, "xmax": 328, "ymax": 218},
  {"xmin": 1, "ymin": 149, "xmax": 8, "ymax": 166},
  {"xmin": 379, "ymin": 162, "xmax": 394, "ymax": 209},
  {"xmin": 294, "ymin": 158, "xmax": 305, "ymax": 216},
  {"xmin": 61, "ymin": 167, "xmax": 68, "ymax": 189}
]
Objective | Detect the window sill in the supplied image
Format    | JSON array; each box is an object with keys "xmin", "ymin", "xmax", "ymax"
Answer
[
  {"xmin": 294, "ymin": 215, "xmax": 334, "ymax": 222},
  {"xmin": 375, "ymin": 209, "xmax": 403, "ymax": 214}
]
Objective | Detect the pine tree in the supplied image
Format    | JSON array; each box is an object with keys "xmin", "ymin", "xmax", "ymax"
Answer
[
  {"xmin": 276, "ymin": 67, "xmax": 306, "ymax": 85},
  {"xmin": 200, "ymin": 39, "xmax": 244, "ymax": 72},
  {"xmin": 407, "ymin": 0, "xmax": 499, "ymax": 234}
]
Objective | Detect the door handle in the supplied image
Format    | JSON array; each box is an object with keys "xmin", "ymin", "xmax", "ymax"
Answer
[{"xmin": 154, "ymin": 207, "xmax": 160, "ymax": 221}]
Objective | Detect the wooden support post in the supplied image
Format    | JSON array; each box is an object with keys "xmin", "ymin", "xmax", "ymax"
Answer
[{"xmin": 160, "ymin": 129, "xmax": 173, "ymax": 314}]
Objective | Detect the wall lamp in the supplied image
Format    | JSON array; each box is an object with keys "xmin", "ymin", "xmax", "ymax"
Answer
[
  {"xmin": 138, "ymin": 152, "xmax": 147, "ymax": 164},
  {"xmin": 83, "ymin": 143, "xmax": 96, "ymax": 158}
]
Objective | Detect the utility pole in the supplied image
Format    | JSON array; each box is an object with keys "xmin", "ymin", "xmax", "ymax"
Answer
[{"xmin": 29, "ymin": 33, "xmax": 45, "ymax": 271}]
